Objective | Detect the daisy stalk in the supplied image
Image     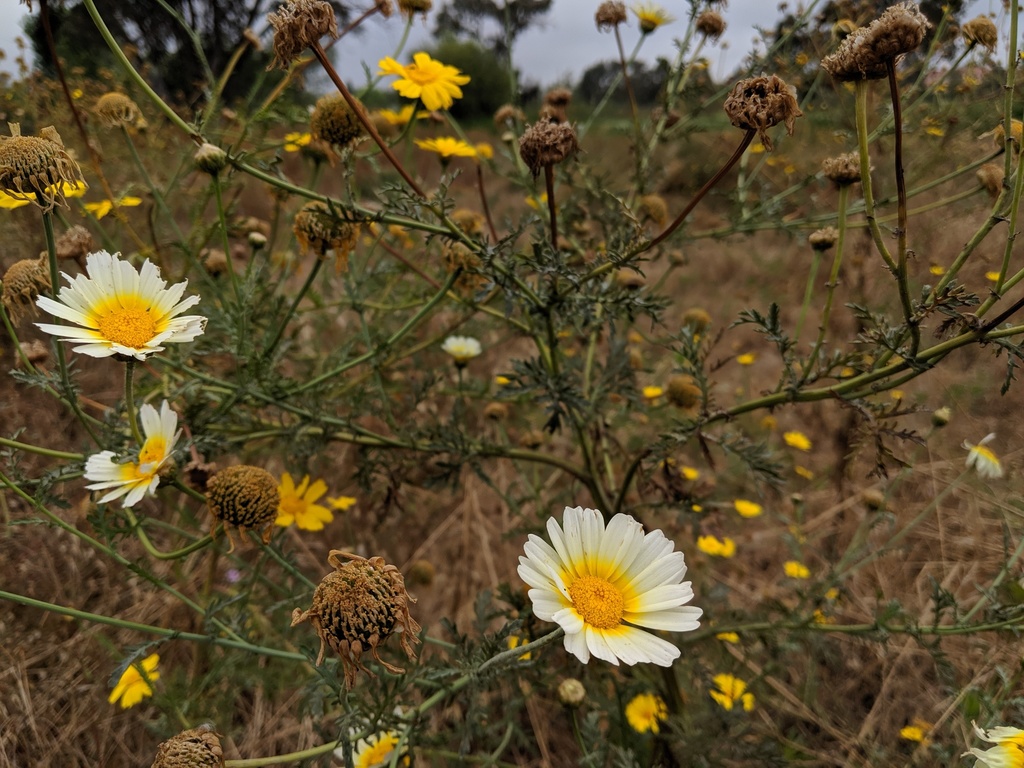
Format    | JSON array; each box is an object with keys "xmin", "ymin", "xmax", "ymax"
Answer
[{"xmin": 801, "ymin": 184, "xmax": 849, "ymax": 380}]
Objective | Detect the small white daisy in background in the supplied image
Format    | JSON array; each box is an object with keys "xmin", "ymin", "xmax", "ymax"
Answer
[
  {"xmin": 36, "ymin": 249, "xmax": 206, "ymax": 360},
  {"xmin": 84, "ymin": 400, "xmax": 179, "ymax": 507},
  {"xmin": 517, "ymin": 505, "xmax": 702, "ymax": 666},
  {"xmin": 337, "ymin": 731, "xmax": 407, "ymax": 768},
  {"xmin": 964, "ymin": 433, "xmax": 1003, "ymax": 479},
  {"xmin": 441, "ymin": 335, "xmax": 482, "ymax": 367},
  {"xmin": 962, "ymin": 721, "xmax": 1024, "ymax": 767}
]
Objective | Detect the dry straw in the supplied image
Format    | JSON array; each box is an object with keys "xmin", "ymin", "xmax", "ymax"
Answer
[
  {"xmin": 821, "ymin": 2, "xmax": 930, "ymax": 81},
  {"xmin": 291, "ymin": 550, "xmax": 421, "ymax": 688}
]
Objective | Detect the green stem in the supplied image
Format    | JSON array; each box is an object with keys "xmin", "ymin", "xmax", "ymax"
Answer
[
  {"xmin": 855, "ymin": 81, "xmax": 896, "ymax": 273},
  {"xmin": 0, "ymin": 435, "xmax": 83, "ymax": 461},
  {"xmin": 794, "ymin": 251, "xmax": 822, "ymax": 343},
  {"xmin": 122, "ymin": 506, "xmax": 213, "ymax": 560},
  {"xmin": 211, "ymin": 173, "xmax": 241, "ymax": 302},
  {"xmin": 123, "ymin": 358, "xmax": 144, "ymax": 445},
  {"xmin": 804, "ymin": 185, "xmax": 849, "ymax": 378},
  {"xmin": 263, "ymin": 255, "xmax": 324, "ymax": 359}
]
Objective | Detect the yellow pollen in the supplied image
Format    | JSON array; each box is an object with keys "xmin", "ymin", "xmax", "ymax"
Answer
[
  {"xmin": 568, "ymin": 574, "xmax": 624, "ymax": 630},
  {"xmin": 280, "ymin": 495, "xmax": 308, "ymax": 517},
  {"xmin": 97, "ymin": 306, "xmax": 157, "ymax": 349},
  {"xmin": 138, "ymin": 436, "xmax": 166, "ymax": 466}
]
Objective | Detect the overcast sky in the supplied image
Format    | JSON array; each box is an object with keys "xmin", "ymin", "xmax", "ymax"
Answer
[{"xmin": 0, "ymin": 0, "xmax": 1011, "ymax": 89}]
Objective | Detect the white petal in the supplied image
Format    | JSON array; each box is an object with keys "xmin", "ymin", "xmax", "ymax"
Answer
[
  {"xmin": 602, "ymin": 626, "xmax": 680, "ymax": 666},
  {"xmin": 625, "ymin": 583, "xmax": 694, "ymax": 613},
  {"xmin": 562, "ymin": 629, "xmax": 591, "ymax": 664},
  {"xmin": 624, "ymin": 605, "xmax": 703, "ymax": 631},
  {"xmin": 583, "ymin": 626, "xmax": 620, "ymax": 666}
]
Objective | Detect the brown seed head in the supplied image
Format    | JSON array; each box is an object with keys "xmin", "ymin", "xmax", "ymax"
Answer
[
  {"xmin": 722, "ymin": 75, "xmax": 802, "ymax": 151},
  {"xmin": 821, "ymin": 2, "xmax": 930, "ymax": 82},
  {"xmin": 538, "ymin": 103, "xmax": 567, "ymax": 124},
  {"xmin": 808, "ymin": 227, "xmax": 839, "ymax": 251},
  {"xmin": 94, "ymin": 92, "xmax": 140, "ymax": 128},
  {"xmin": 151, "ymin": 723, "xmax": 224, "ymax": 768},
  {"xmin": 615, "ymin": 268, "xmax": 645, "ymax": 290},
  {"xmin": 293, "ymin": 201, "xmax": 359, "ymax": 268},
  {"xmin": 494, "ymin": 104, "xmax": 526, "ymax": 128},
  {"xmin": 519, "ymin": 119, "xmax": 579, "ymax": 178},
  {"xmin": 962, "ymin": 16, "xmax": 998, "ymax": 53},
  {"xmin": 666, "ymin": 374, "xmax": 702, "ymax": 409},
  {"xmin": 291, "ymin": 550, "xmax": 421, "ymax": 688},
  {"xmin": 821, "ymin": 152, "xmax": 861, "ymax": 186},
  {"xmin": 406, "ymin": 558, "xmax": 436, "ymax": 587},
  {"xmin": 0, "ymin": 123, "xmax": 83, "ymax": 212},
  {"xmin": 696, "ymin": 10, "xmax": 726, "ymax": 40},
  {"xmin": 55, "ymin": 225, "xmax": 97, "ymax": 264},
  {"xmin": 682, "ymin": 307, "xmax": 712, "ymax": 333},
  {"xmin": 201, "ymin": 248, "xmax": 229, "ymax": 276},
  {"xmin": 2, "ymin": 255, "xmax": 50, "ymax": 323},
  {"xmin": 595, "ymin": 0, "xmax": 627, "ymax": 30},
  {"xmin": 398, "ymin": 0, "xmax": 432, "ymax": 17},
  {"xmin": 310, "ymin": 93, "xmax": 367, "ymax": 148},
  {"xmin": 860, "ymin": 487, "xmax": 886, "ymax": 510},
  {"xmin": 267, "ymin": 0, "xmax": 339, "ymax": 70},
  {"xmin": 638, "ymin": 193, "xmax": 668, "ymax": 226},
  {"xmin": 194, "ymin": 143, "xmax": 228, "ymax": 175},
  {"xmin": 450, "ymin": 207, "xmax": 485, "ymax": 236},
  {"xmin": 977, "ymin": 163, "xmax": 1004, "ymax": 198},
  {"xmin": 207, "ymin": 465, "xmax": 279, "ymax": 545},
  {"xmin": 544, "ymin": 87, "xmax": 573, "ymax": 109},
  {"xmin": 519, "ymin": 429, "xmax": 544, "ymax": 449},
  {"xmin": 558, "ymin": 678, "xmax": 587, "ymax": 706},
  {"xmin": 484, "ymin": 402, "xmax": 510, "ymax": 420}
]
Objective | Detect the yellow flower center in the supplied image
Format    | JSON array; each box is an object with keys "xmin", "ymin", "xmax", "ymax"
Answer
[
  {"xmin": 973, "ymin": 445, "xmax": 999, "ymax": 464},
  {"xmin": 98, "ymin": 306, "xmax": 156, "ymax": 349},
  {"xmin": 404, "ymin": 61, "xmax": 440, "ymax": 86},
  {"xmin": 138, "ymin": 436, "xmax": 166, "ymax": 466},
  {"xmin": 357, "ymin": 735, "xmax": 402, "ymax": 768},
  {"xmin": 568, "ymin": 574, "xmax": 624, "ymax": 629},
  {"xmin": 280, "ymin": 494, "xmax": 309, "ymax": 518}
]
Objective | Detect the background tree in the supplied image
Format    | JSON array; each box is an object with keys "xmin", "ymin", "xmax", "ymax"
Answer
[
  {"xmin": 429, "ymin": 37, "xmax": 514, "ymax": 119},
  {"xmin": 432, "ymin": 0, "xmax": 551, "ymax": 62}
]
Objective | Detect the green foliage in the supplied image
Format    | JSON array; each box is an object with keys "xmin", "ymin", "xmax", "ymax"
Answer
[{"xmin": 429, "ymin": 36, "xmax": 514, "ymax": 119}]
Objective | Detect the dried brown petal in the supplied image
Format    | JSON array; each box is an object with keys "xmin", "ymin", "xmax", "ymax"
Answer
[
  {"xmin": 821, "ymin": 2, "xmax": 930, "ymax": 82},
  {"xmin": 722, "ymin": 75, "xmax": 802, "ymax": 151},
  {"xmin": 0, "ymin": 123, "xmax": 84, "ymax": 212},
  {"xmin": 518, "ymin": 120, "xmax": 579, "ymax": 177},
  {"xmin": 821, "ymin": 152, "xmax": 861, "ymax": 186},
  {"xmin": 94, "ymin": 92, "xmax": 140, "ymax": 128},
  {"xmin": 595, "ymin": 0, "xmax": 627, "ymax": 30},
  {"xmin": 267, "ymin": 0, "xmax": 339, "ymax": 70},
  {"xmin": 962, "ymin": 16, "xmax": 998, "ymax": 53}
]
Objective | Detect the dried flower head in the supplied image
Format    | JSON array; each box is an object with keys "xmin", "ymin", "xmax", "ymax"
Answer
[
  {"xmin": 638, "ymin": 193, "xmax": 668, "ymax": 226},
  {"xmin": 494, "ymin": 103, "xmax": 526, "ymax": 127},
  {"xmin": 558, "ymin": 678, "xmax": 587, "ymax": 706},
  {"xmin": 54, "ymin": 224, "xmax": 97, "ymax": 267},
  {"xmin": 450, "ymin": 207, "xmax": 485, "ymax": 236},
  {"xmin": 821, "ymin": 2, "xmax": 930, "ymax": 82},
  {"xmin": 615, "ymin": 268, "xmax": 645, "ymax": 290},
  {"xmin": 291, "ymin": 550, "xmax": 421, "ymax": 687},
  {"xmin": 808, "ymin": 226, "xmax": 838, "ymax": 251},
  {"xmin": 484, "ymin": 402, "xmax": 509, "ymax": 420},
  {"xmin": 206, "ymin": 465, "xmax": 280, "ymax": 551},
  {"xmin": 398, "ymin": 0, "xmax": 432, "ymax": 17},
  {"xmin": 293, "ymin": 201, "xmax": 359, "ymax": 269},
  {"xmin": 962, "ymin": 16, "xmax": 998, "ymax": 53},
  {"xmin": 821, "ymin": 152, "xmax": 861, "ymax": 186},
  {"xmin": 596, "ymin": 0, "xmax": 627, "ymax": 30},
  {"xmin": 977, "ymin": 163, "xmax": 1003, "ymax": 197},
  {"xmin": 2, "ymin": 255, "xmax": 50, "ymax": 323},
  {"xmin": 194, "ymin": 143, "xmax": 228, "ymax": 175},
  {"xmin": 696, "ymin": 10, "xmax": 726, "ymax": 40},
  {"xmin": 151, "ymin": 723, "xmax": 224, "ymax": 768},
  {"xmin": 722, "ymin": 75, "xmax": 802, "ymax": 151},
  {"xmin": 519, "ymin": 119, "xmax": 580, "ymax": 177},
  {"xmin": 94, "ymin": 92, "xmax": 140, "ymax": 128},
  {"xmin": 267, "ymin": 0, "xmax": 339, "ymax": 70},
  {"xmin": 201, "ymin": 248, "xmax": 229, "ymax": 276},
  {"xmin": 544, "ymin": 87, "xmax": 573, "ymax": 109},
  {"xmin": 0, "ymin": 123, "xmax": 84, "ymax": 211},
  {"xmin": 667, "ymin": 374, "xmax": 702, "ymax": 409},
  {"xmin": 310, "ymin": 93, "xmax": 367, "ymax": 148},
  {"xmin": 682, "ymin": 307, "xmax": 711, "ymax": 333}
]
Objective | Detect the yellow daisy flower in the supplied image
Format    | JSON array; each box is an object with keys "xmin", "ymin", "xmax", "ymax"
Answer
[
  {"xmin": 283, "ymin": 131, "xmax": 311, "ymax": 151},
  {"xmin": 625, "ymin": 692, "xmax": 668, "ymax": 734},
  {"xmin": 349, "ymin": 731, "xmax": 407, "ymax": 768},
  {"xmin": 783, "ymin": 560, "xmax": 810, "ymax": 579},
  {"xmin": 518, "ymin": 505, "xmax": 702, "ymax": 666},
  {"xmin": 680, "ymin": 465, "xmax": 699, "ymax": 481},
  {"xmin": 328, "ymin": 495, "xmax": 357, "ymax": 510},
  {"xmin": 474, "ymin": 142, "xmax": 494, "ymax": 159},
  {"xmin": 733, "ymin": 499, "xmax": 763, "ymax": 518},
  {"xmin": 378, "ymin": 104, "xmax": 417, "ymax": 126},
  {"xmin": 736, "ymin": 352, "xmax": 755, "ymax": 365},
  {"xmin": 441, "ymin": 335, "xmax": 482, "ymax": 365},
  {"xmin": 275, "ymin": 472, "xmax": 334, "ymax": 531},
  {"xmin": 0, "ymin": 190, "xmax": 31, "ymax": 209},
  {"xmin": 108, "ymin": 653, "xmax": 160, "ymax": 708},
  {"xmin": 632, "ymin": 2, "xmax": 673, "ymax": 33},
  {"xmin": 507, "ymin": 634, "xmax": 531, "ymax": 660},
  {"xmin": 715, "ymin": 632, "xmax": 740, "ymax": 644},
  {"xmin": 85, "ymin": 195, "xmax": 143, "ymax": 220},
  {"xmin": 85, "ymin": 400, "xmax": 179, "ymax": 508},
  {"xmin": 783, "ymin": 430, "xmax": 812, "ymax": 451},
  {"xmin": 987, "ymin": 271, "xmax": 1002, "ymax": 282},
  {"xmin": 697, "ymin": 534, "xmax": 736, "ymax": 558},
  {"xmin": 414, "ymin": 136, "xmax": 477, "ymax": 159},
  {"xmin": 709, "ymin": 673, "xmax": 755, "ymax": 712},
  {"xmin": 36, "ymin": 250, "xmax": 206, "ymax": 359},
  {"xmin": 642, "ymin": 385, "xmax": 664, "ymax": 400},
  {"xmin": 377, "ymin": 52, "xmax": 471, "ymax": 112},
  {"xmin": 900, "ymin": 723, "xmax": 927, "ymax": 742}
]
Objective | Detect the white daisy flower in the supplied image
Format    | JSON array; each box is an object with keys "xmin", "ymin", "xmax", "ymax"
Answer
[
  {"xmin": 517, "ymin": 505, "xmax": 702, "ymax": 666},
  {"xmin": 964, "ymin": 433, "xmax": 1003, "ymax": 480},
  {"xmin": 36, "ymin": 250, "xmax": 206, "ymax": 359},
  {"xmin": 335, "ymin": 731, "xmax": 407, "ymax": 768},
  {"xmin": 84, "ymin": 400, "xmax": 179, "ymax": 507},
  {"xmin": 441, "ymin": 335, "xmax": 482, "ymax": 366},
  {"xmin": 962, "ymin": 721, "xmax": 1024, "ymax": 767}
]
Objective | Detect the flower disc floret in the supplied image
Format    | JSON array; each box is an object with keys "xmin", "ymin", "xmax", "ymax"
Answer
[
  {"xmin": 377, "ymin": 52, "xmax": 470, "ymax": 112},
  {"xmin": 517, "ymin": 505, "xmax": 702, "ymax": 666},
  {"xmin": 152, "ymin": 724, "xmax": 224, "ymax": 768},
  {"xmin": 36, "ymin": 250, "xmax": 205, "ymax": 359}
]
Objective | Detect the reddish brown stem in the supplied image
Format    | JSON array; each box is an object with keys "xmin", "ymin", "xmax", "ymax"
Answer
[
  {"xmin": 643, "ymin": 129, "xmax": 755, "ymax": 253},
  {"xmin": 310, "ymin": 41, "xmax": 426, "ymax": 199},
  {"xmin": 544, "ymin": 164, "xmax": 558, "ymax": 252}
]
